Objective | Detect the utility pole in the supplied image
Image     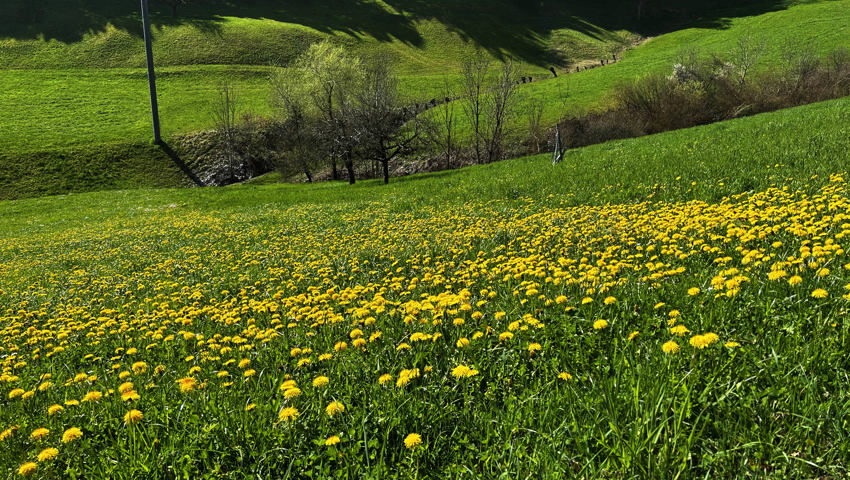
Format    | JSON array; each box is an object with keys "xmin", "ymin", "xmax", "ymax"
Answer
[{"xmin": 141, "ymin": 0, "xmax": 162, "ymax": 144}]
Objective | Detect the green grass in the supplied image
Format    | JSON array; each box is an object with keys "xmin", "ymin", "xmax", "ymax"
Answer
[{"xmin": 0, "ymin": 92, "xmax": 848, "ymax": 479}]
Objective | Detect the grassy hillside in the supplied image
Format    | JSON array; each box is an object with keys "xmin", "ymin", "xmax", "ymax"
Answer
[
  {"xmin": 0, "ymin": 0, "xmax": 847, "ymax": 200},
  {"xmin": 0, "ymin": 95, "xmax": 848, "ymax": 478}
]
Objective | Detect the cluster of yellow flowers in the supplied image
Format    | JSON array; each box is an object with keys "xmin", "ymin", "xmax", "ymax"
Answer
[{"xmin": 0, "ymin": 174, "xmax": 848, "ymax": 474}]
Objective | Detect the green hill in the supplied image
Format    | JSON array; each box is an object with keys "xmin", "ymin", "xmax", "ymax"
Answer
[{"xmin": 0, "ymin": 0, "xmax": 848, "ymax": 199}]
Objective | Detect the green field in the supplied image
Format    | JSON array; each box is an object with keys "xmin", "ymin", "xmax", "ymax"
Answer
[
  {"xmin": 1, "ymin": 91, "xmax": 849, "ymax": 477},
  {"xmin": 2, "ymin": 0, "xmax": 849, "ymax": 199}
]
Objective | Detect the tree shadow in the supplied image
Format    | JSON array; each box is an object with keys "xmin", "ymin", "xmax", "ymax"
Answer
[
  {"xmin": 1, "ymin": 0, "xmax": 797, "ymax": 61},
  {"xmin": 0, "ymin": 0, "xmax": 422, "ymax": 46}
]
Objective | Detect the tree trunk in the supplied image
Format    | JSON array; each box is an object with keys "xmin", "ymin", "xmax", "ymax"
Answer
[
  {"xmin": 304, "ymin": 166, "xmax": 313, "ymax": 183},
  {"xmin": 382, "ymin": 159, "xmax": 389, "ymax": 184},
  {"xmin": 345, "ymin": 149, "xmax": 355, "ymax": 185},
  {"xmin": 171, "ymin": 4, "xmax": 178, "ymax": 18},
  {"xmin": 331, "ymin": 157, "xmax": 339, "ymax": 180}
]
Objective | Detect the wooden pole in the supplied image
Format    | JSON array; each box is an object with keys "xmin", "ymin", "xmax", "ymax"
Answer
[{"xmin": 141, "ymin": 0, "xmax": 161, "ymax": 144}]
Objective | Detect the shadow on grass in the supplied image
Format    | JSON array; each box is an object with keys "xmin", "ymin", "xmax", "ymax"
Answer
[
  {"xmin": 1, "ymin": 0, "xmax": 797, "ymax": 63},
  {"xmin": 159, "ymin": 141, "xmax": 205, "ymax": 187}
]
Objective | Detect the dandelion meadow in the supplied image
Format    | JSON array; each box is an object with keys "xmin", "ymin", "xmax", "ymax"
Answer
[{"xmin": 1, "ymin": 170, "xmax": 849, "ymax": 478}]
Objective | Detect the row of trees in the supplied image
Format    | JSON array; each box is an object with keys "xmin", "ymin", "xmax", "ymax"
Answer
[{"xmin": 265, "ymin": 42, "xmax": 522, "ymax": 184}]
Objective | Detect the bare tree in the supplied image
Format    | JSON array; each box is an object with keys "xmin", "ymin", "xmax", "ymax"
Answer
[
  {"xmin": 526, "ymin": 94, "xmax": 545, "ymax": 154},
  {"xmin": 425, "ymin": 78, "xmax": 458, "ymax": 170},
  {"xmin": 729, "ymin": 31, "xmax": 766, "ymax": 86},
  {"xmin": 461, "ymin": 49, "xmax": 491, "ymax": 164},
  {"xmin": 211, "ymin": 83, "xmax": 241, "ymax": 178},
  {"xmin": 483, "ymin": 58, "xmax": 519, "ymax": 163},
  {"xmin": 354, "ymin": 55, "xmax": 420, "ymax": 184}
]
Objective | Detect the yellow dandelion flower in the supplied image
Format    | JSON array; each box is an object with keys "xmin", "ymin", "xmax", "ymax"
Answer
[
  {"xmin": 499, "ymin": 331, "xmax": 513, "ymax": 341},
  {"xmin": 788, "ymin": 275, "xmax": 803, "ymax": 286},
  {"xmin": 451, "ymin": 365, "xmax": 479, "ymax": 379},
  {"xmin": 122, "ymin": 390, "xmax": 141, "ymax": 402},
  {"xmin": 37, "ymin": 447, "xmax": 59, "ymax": 462},
  {"xmin": 278, "ymin": 407, "xmax": 299, "ymax": 422},
  {"xmin": 662, "ymin": 341, "xmax": 680, "ymax": 354},
  {"xmin": 334, "ymin": 342, "xmax": 347, "ymax": 352},
  {"xmin": 352, "ymin": 338, "xmax": 367, "ymax": 348},
  {"xmin": 48, "ymin": 404, "xmax": 63, "ymax": 416},
  {"xmin": 8, "ymin": 388, "xmax": 25, "ymax": 399},
  {"xmin": 628, "ymin": 331, "xmax": 640, "ymax": 341},
  {"xmin": 238, "ymin": 359, "xmax": 251, "ymax": 369},
  {"xmin": 593, "ymin": 319, "xmax": 608, "ymax": 330},
  {"xmin": 379, "ymin": 374, "xmax": 393, "ymax": 385},
  {"xmin": 811, "ymin": 288, "xmax": 828, "ymax": 299},
  {"xmin": 132, "ymin": 361, "xmax": 147, "ymax": 374},
  {"xmin": 558, "ymin": 372, "xmax": 572, "ymax": 381},
  {"xmin": 689, "ymin": 335, "xmax": 710, "ymax": 349},
  {"xmin": 404, "ymin": 433, "xmax": 422, "ymax": 450},
  {"xmin": 176, "ymin": 377, "xmax": 197, "ymax": 393},
  {"xmin": 1, "ymin": 426, "xmax": 18, "ymax": 442},
  {"xmin": 30, "ymin": 428, "xmax": 49, "ymax": 440},
  {"xmin": 603, "ymin": 296, "xmax": 617, "ymax": 305},
  {"xmin": 18, "ymin": 462, "xmax": 37, "ymax": 476},
  {"xmin": 312, "ymin": 376, "xmax": 329, "ymax": 388},
  {"xmin": 61, "ymin": 427, "xmax": 83, "ymax": 443},
  {"xmin": 325, "ymin": 435, "xmax": 341, "ymax": 447},
  {"xmin": 670, "ymin": 325, "xmax": 690, "ymax": 336},
  {"xmin": 528, "ymin": 343, "xmax": 542, "ymax": 354},
  {"xmin": 456, "ymin": 337, "xmax": 470, "ymax": 348},
  {"xmin": 283, "ymin": 388, "xmax": 301, "ymax": 399},
  {"xmin": 724, "ymin": 341, "xmax": 741, "ymax": 348},
  {"xmin": 124, "ymin": 409, "xmax": 143, "ymax": 425},
  {"xmin": 326, "ymin": 401, "xmax": 345, "ymax": 416},
  {"xmin": 687, "ymin": 287, "xmax": 700, "ymax": 296},
  {"xmin": 243, "ymin": 369, "xmax": 256, "ymax": 378}
]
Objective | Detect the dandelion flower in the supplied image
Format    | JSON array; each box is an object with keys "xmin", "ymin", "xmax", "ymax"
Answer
[
  {"xmin": 48, "ymin": 404, "xmax": 63, "ymax": 416},
  {"xmin": 30, "ymin": 428, "xmax": 49, "ymax": 440},
  {"xmin": 325, "ymin": 435, "xmax": 341, "ymax": 447},
  {"xmin": 379, "ymin": 374, "xmax": 393, "ymax": 385},
  {"xmin": 687, "ymin": 287, "xmax": 700, "ymax": 296},
  {"xmin": 8, "ymin": 388, "xmax": 25, "ymax": 399},
  {"xmin": 689, "ymin": 335, "xmax": 710, "ymax": 349},
  {"xmin": 278, "ymin": 407, "xmax": 299, "ymax": 422},
  {"xmin": 283, "ymin": 388, "xmax": 301, "ymax": 399},
  {"xmin": 18, "ymin": 462, "xmax": 37, "ymax": 476},
  {"xmin": 788, "ymin": 275, "xmax": 803, "ymax": 286},
  {"xmin": 404, "ymin": 433, "xmax": 422, "ymax": 450},
  {"xmin": 670, "ymin": 325, "xmax": 690, "ymax": 336},
  {"xmin": 61, "ymin": 427, "xmax": 83, "ymax": 443},
  {"xmin": 528, "ymin": 343, "xmax": 542, "ymax": 354},
  {"xmin": 132, "ymin": 361, "xmax": 147, "ymax": 374},
  {"xmin": 662, "ymin": 341, "xmax": 680, "ymax": 354},
  {"xmin": 81, "ymin": 391, "xmax": 103, "ymax": 403},
  {"xmin": 811, "ymin": 288, "xmax": 828, "ymax": 299},
  {"xmin": 724, "ymin": 341, "xmax": 741, "ymax": 348},
  {"xmin": 628, "ymin": 331, "xmax": 640, "ymax": 341},
  {"xmin": 176, "ymin": 377, "xmax": 197, "ymax": 393},
  {"xmin": 499, "ymin": 332, "xmax": 513, "ymax": 341},
  {"xmin": 326, "ymin": 401, "xmax": 345, "ymax": 416},
  {"xmin": 603, "ymin": 296, "xmax": 617, "ymax": 305},
  {"xmin": 124, "ymin": 409, "xmax": 143, "ymax": 425},
  {"xmin": 243, "ymin": 369, "xmax": 256, "ymax": 378},
  {"xmin": 118, "ymin": 382, "xmax": 134, "ymax": 394},
  {"xmin": 593, "ymin": 319, "xmax": 608, "ymax": 330},
  {"xmin": 37, "ymin": 447, "xmax": 59, "ymax": 462},
  {"xmin": 558, "ymin": 372, "xmax": 572, "ymax": 381},
  {"xmin": 312, "ymin": 376, "xmax": 329, "ymax": 388},
  {"xmin": 451, "ymin": 365, "xmax": 479, "ymax": 379}
]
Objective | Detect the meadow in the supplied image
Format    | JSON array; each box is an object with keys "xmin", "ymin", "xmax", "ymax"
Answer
[{"xmin": 2, "ymin": 92, "xmax": 850, "ymax": 477}]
